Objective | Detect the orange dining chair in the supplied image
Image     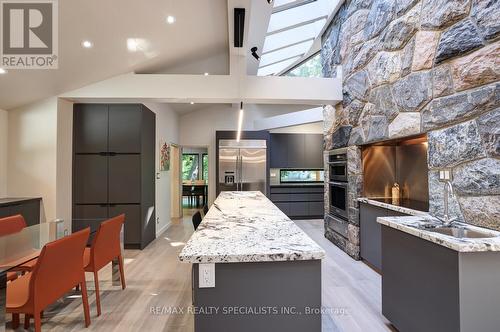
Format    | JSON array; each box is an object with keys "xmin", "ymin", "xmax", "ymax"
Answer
[
  {"xmin": 7, "ymin": 228, "xmax": 91, "ymax": 332},
  {"xmin": 83, "ymin": 214, "xmax": 125, "ymax": 316},
  {"xmin": 0, "ymin": 215, "xmax": 36, "ymax": 281}
]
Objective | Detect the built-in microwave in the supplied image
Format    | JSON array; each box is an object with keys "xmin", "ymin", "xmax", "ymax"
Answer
[{"xmin": 328, "ymin": 149, "xmax": 347, "ymax": 182}]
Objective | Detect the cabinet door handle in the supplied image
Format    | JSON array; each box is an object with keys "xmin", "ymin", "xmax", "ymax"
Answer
[
  {"xmin": 99, "ymin": 152, "xmax": 107, "ymax": 156},
  {"xmin": 109, "ymin": 152, "xmax": 117, "ymax": 156}
]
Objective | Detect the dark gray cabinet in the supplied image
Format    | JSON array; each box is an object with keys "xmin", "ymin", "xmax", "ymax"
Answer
[
  {"xmin": 287, "ymin": 135, "xmax": 305, "ymax": 167},
  {"xmin": 73, "ymin": 155, "xmax": 108, "ymax": 204},
  {"xmin": 270, "ymin": 185, "xmax": 324, "ymax": 219},
  {"xmin": 305, "ymin": 135, "xmax": 324, "ymax": 168},
  {"xmin": 360, "ymin": 202, "xmax": 410, "ymax": 271},
  {"xmin": 270, "ymin": 134, "xmax": 288, "ymax": 168},
  {"xmin": 73, "ymin": 104, "xmax": 108, "ymax": 153},
  {"xmin": 73, "ymin": 104, "xmax": 156, "ymax": 249},
  {"xmin": 0, "ymin": 198, "xmax": 41, "ymax": 226},
  {"xmin": 108, "ymin": 155, "xmax": 141, "ymax": 204},
  {"xmin": 108, "ymin": 105, "xmax": 142, "ymax": 153},
  {"xmin": 270, "ymin": 134, "xmax": 323, "ymax": 169}
]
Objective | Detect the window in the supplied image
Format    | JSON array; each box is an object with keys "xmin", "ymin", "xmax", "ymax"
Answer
[
  {"xmin": 202, "ymin": 154, "xmax": 209, "ymax": 181},
  {"xmin": 257, "ymin": 0, "xmax": 339, "ymax": 76},
  {"xmin": 182, "ymin": 154, "xmax": 199, "ymax": 181},
  {"xmin": 285, "ymin": 53, "xmax": 322, "ymax": 78}
]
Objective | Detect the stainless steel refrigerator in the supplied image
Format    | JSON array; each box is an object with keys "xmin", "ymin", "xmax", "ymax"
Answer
[{"xmin": 218, "ymin": 139, "xmax": 267, "ymax": 195}]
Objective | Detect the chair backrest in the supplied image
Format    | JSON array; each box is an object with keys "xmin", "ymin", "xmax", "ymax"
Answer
[
  {"xmin": 31, "ymin": 228, "xmax": 90, "ymax": 309},
  {"xmin": 90, "ymin": 214, "xmax": 125, "ymax": 270},
  {"xmin": 0, "ymin": 215, "xmax": 27, "ymax": 236},
  {"xmin": 203, "ymin": 205, "xmax": 209, "ymax": 215},
  {"xmin": 192, "ymin": 211, "xmax": 202, "ymax": 230}
]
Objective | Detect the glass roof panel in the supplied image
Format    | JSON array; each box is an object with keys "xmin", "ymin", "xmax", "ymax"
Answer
[
  {"xmin": 273, "ymin": 0, "xmax": 297, "ymax": 7},
  {"xmin": 260, "ymin": 39, "xmax": 314, "ymax": 67},
  {"xmin": 258, "ymin": 56, "xmax": 302, "ymax": 76},
  {"xmin": 263, "ymin": 19, "xmax": 325, "ymax": 53},
  {"xmin": 268, "ymin": 0, "xmax": 333, "ymax": 33}
]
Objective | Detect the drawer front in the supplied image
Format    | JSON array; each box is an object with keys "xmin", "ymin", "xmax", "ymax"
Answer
[
  {"xmin": 289, "ymin": 202, "xmax": 308, "ymax": 217},
  {"xmin": 309, "ymin": 202, "xmax": 324, "ymax": 216},
  {"xmin": 270, "ymin": 193, "xmax": 290, "ymax": 202},
  {"xmin": 274, "ymin": 202, "xmax": 291, "ymax": 215}
]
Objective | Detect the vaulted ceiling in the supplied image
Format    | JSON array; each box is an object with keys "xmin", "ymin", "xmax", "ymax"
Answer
[{"xmin": 0, "ymin": 0, "xmax": 229, "ymax": 110}]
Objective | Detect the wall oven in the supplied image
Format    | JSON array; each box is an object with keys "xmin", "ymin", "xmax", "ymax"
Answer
[
  {"xmin": 329, "ymin": 181, "xmax": 348, "ymax": 219},
  {"xmin": 327, "ymin": 148, "xmax": 348, "ymax": 220}
]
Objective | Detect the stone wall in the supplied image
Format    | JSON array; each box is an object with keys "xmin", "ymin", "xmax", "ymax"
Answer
[{"xmin": 321, "ymin": 0, "xmax": 499, "ymax": 259}]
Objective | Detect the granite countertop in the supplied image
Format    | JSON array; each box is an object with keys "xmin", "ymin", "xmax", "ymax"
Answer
[
  {"xmin": 0, "ymin": 197, "xmax": 42, "ymax": 206},
  {"xmin": 378, "ymin": 216, "xmax": 500, "ymax": 252},
  {"xmin": 179, "ymin": 191, "xmax": 326, "ymax": 264},
  {"xmin": 357, "ymin": 197, "xmax": 429, "ymax": 216}
]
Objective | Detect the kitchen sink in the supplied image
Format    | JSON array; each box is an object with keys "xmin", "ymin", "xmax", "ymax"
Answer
[{"xmin": 429, "ymin": 226, "xmax": 497, "ymax": 239}]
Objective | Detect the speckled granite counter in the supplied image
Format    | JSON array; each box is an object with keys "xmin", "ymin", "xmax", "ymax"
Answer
[
  {"xmin": 358, "ymin": 197, "xmax": 429, "ymax": 216},
  {"xmin": 378, "ymin": 216, "xmax": 500, "ymax": 252},
  {"xmin": 179, "ymin": 191, "xmax": 325, "ymax": 263}
]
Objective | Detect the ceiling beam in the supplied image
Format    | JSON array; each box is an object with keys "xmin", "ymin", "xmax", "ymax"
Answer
[
  {"xmin": 253, "ymin": 107, "xmax": 324, "ymax": 130},
  {"xmin": 60, "ymin": 73, "xmax": 342, "ymax": 105}
]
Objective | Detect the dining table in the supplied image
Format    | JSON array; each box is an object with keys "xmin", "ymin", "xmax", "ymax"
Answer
[
  {"xmin": 182, "ymin": 183, "xmax": 208, "ymax": 206},
  {"xmin": 0, "ymin": 219, "xmax": 124, "ymax": 331}
]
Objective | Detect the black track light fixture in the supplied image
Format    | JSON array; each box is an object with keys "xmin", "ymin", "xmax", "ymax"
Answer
[
  {"xmin": 267, "ymin": 0, "xmax": 274, "ymax": 4},
  {"xmin": 251, "ymin": 47, "xmax": 260, "ymax": 60}
]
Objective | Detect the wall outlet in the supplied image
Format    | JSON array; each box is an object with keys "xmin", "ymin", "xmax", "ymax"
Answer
[
  {"xmin": 199, "ymin": 263, "xmax": 215, "ymax": 288},
  {"xmin": 439, "ymin": 169, "xmax": 452, "ymax": 181}
]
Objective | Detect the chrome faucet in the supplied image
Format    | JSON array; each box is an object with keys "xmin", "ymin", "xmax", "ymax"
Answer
[{"xmin": 441, "ymin": 180, "xmax": 457, "ymax": 227}]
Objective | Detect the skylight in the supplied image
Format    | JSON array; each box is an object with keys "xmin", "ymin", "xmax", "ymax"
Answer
[{"xmin": 257, "ymin": 0, "xmax": 339, "ymax": 76}]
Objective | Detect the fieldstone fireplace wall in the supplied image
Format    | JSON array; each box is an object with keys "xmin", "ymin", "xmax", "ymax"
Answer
[{"xmin": 321, "ymin": 0, "xmax": 499, "ymax": 259}]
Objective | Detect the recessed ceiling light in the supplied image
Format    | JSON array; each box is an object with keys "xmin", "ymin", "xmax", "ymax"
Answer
[
  {"xmin": 166, "ymin": 15, "xmax": 176, "ymax": 24},
  {"xmin": 204, "ymin": 72, "xmax": 209, "ymax": 76},
  {"xmin": 81, "ymin": 40, "xmax": 93, "ymax": 48},
  {"xmin": 127, "ymin": 38, "xmax": 139, "ymax": 52},
  {"xmin": 0, "ymin": 68, "xmax": 7, "ymax": 74},
  {"xmin": 190, "ymin": 102, "xmax": 195, "ymax": 105}
]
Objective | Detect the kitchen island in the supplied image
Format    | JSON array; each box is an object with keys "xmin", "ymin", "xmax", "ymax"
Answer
[{"xmin": 179, "ymin": 191, "xmax": 325, "ymax": 332}]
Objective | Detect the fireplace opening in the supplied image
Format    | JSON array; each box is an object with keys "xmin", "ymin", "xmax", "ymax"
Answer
[{"xmin": 361, "ymin": 134, "xmax": 429, "ymax": 212}]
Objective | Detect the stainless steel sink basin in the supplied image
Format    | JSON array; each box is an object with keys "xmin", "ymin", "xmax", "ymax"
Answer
[{"xmin": 429, "ymin": 227, "xmax": 497, "ymax": 239}]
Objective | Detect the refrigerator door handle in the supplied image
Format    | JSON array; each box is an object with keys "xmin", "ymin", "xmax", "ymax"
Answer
[
  {"xmin": 238, "ymin": 155, "xmax": 242, "ymax": 191},
  {"xmin": 239, "ymin": 155, "xmax": 243, "ymax": 191},
  {"xmin": 236, "ymin": 155, "xmax": 240, "ymax": 191}
]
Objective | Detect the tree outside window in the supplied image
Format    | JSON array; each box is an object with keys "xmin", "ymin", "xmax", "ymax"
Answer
[
  {"xmin": 182, "ymin": 154, "xmax": 199, "ymax": 181},
  {"xmin": 285, "ymin": 53, "xmax": 322, "ymax": 78},
  {"xmin": 202, "ymin": 154, "xmax": 209, "ymax": 181}
]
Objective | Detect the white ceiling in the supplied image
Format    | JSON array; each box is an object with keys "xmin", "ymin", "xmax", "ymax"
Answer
[{"xmin": 0, "ymin": 0, "xmax": 229, "ymax": 110}]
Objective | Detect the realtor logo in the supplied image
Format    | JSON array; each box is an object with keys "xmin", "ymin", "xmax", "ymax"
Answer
[{"xmin": 1, "ymin": 0, "xmax": 58, "ymax": 69}]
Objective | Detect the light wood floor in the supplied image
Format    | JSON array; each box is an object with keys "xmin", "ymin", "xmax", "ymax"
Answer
[{"xmin": 8, "ymin": 211, "xmax": 394, "ymax": 332}]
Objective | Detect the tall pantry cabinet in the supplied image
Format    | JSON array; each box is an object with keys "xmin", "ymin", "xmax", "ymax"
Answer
[{"xmin": 72, "ymin": 104, "xmax": 156, "ymax": 249}]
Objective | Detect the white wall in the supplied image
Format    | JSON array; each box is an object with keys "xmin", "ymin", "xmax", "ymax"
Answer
[
  {"xmin": 7, "ymin": 97, "xmax": 58, "ymax": 222},
  {"xmin": 144, "ymin": 103, "xmax": 180, "ymax": 236},
  {"xmin": 179, "ymin": 104, "xmax": 296, "ymax": 203},
  {"xmin": 56, "ymin": 99, "xmax": 73, "ymax": 230},
  {"xmin": 0, "ymin": 109, "xmax": 7, "ymax": 197}
]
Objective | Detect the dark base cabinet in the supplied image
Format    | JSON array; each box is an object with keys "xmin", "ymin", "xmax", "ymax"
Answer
[
  {"xmin": 0, "ymin": 198, "xmax": 41, "ymax": 226},
  {"xmin": 360, "ymin": 202, "xmax": 409, "ymax": 271},
  {"xmin": 382, "ymin": 226, "xmax": 500, "ymax": 332},
  {"xmin": 193, "ymin": 260, "xmax": 322, "ymax": 332},
  {"xmin": 72, "ymin": 104, "xmax": 156, "ymax": 250},
  {"xmin": 270, "ymin": 185, "xmax": 324, "ymax": 219}
]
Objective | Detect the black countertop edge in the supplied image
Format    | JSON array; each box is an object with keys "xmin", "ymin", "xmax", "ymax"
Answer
[{"xmin": 0, "ymin": 197, "xmax": 42, "ymax": 206}]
